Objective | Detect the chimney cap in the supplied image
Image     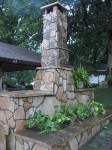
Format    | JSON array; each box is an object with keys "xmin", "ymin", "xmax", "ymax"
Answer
[{"xmin": 41, "ymin": 1, "xmax": 69, "ymax": 11}]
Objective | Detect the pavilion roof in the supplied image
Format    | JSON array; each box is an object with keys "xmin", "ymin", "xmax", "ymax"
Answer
[{"xmin": 0, "ymin": 42, "xmax": 41, "ymax": 71}]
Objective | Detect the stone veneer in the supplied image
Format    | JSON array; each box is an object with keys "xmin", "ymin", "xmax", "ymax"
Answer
[
  {"xmin": 41, "ymin": 3, "xmax": 69, "ymax": 67},
  {"xmin": 0, "ymin": 91, "xmax": 57, "ymax": 133},
  {"xmin": 34, "ymin": 67, "xmax": 94, "ymax": 106},
  {"xmin": 0, "ymin": 91, "xmax": 57, "ymax": 150},
  {"xmin": 13, "ymin": 111, "xmax": 112, "ymax": 150}
]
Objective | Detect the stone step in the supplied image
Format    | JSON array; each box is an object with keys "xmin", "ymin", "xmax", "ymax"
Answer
[{"xmin": 13, "ymin": 111, "xmax": 112, "ymax": 150}]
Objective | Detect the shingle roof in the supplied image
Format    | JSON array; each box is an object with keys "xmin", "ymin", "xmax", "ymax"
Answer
[{"xmin": 0, "ymin": 42, "xmax": 41, "ymax": 71}]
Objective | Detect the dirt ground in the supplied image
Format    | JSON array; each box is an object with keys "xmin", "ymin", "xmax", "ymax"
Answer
[{"xmin": 80, "ymin": 122, "xmax": 112, "ymax": 150}]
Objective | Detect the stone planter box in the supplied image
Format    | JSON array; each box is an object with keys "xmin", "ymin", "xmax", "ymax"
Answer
[
  {"xmin": 0, "ymin": 89, "xmax": 94, "ymax": 150},
  {"xmin": 0, "ymin": 88, "xmax": 94, "ymax": 133},
  {"xmin": 13, "ymin": 111, "xmax": 112, "ymax": 150}
]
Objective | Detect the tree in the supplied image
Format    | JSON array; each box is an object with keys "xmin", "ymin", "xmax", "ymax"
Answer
[
  {"xmin": 0, "ymin": 1, "xmax": 18, "ymax": 44},
  {"xmin": 66, "ymin": 0, "xmax": 109, "ymax": 67}
]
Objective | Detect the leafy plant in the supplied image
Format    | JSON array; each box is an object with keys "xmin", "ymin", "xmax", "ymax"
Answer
[
  {"xmin": 52, "ymin": 112, "xmax": 70, "ymax": 125},
  {"xmin": 58, "ymin": 104, "xmax": 76, "ymax": 118},
  {"xmin": 40, "ymin": 119, "xmax": 60, "ymax": 134},
  {"xmin": 73, "ymin": 64, "xmax": 89, "ymax": 88},
  {"xmin": 27, "ymin": 110, "xmax": 48, "ymax": 129},
  {"xmin": 27, "ymin": 101, "xmax": 106, "ymax": 134},
  {"xmin": 74, "ymin": 103, "xmax": 91, "ymax": 120},
  {"xmin": 27, "ymin": 109, "xmax": 71, "ymax": 134},
  {"xmin": 91, "ymin": 101, "xmax": 106, "ymax": 116}
]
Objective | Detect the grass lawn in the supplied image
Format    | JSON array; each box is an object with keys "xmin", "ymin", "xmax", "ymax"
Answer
[{"xmin": 94, "ymin": 87, "xmax": 112, "ymax": 110}]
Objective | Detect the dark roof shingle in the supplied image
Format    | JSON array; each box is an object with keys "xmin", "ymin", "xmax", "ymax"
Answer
[{"xmin": 0, "ymin": 42, "xmax": 41, "ymax": 71}]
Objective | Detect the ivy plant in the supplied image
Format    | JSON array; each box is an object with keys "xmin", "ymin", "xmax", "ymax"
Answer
[
  {"xmin": 91, "ymin": 101, "xmax": 106, "ymax": 116},
  {"xmin": 27, "ymin": 101, "xmax": 106, "ymax": 134},
  {"xmin": 74, "ymin": 103, "xmax": 91, "ymax": 120}
]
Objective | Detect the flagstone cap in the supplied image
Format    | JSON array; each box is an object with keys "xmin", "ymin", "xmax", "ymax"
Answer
[{"xmin": 41, "ymin": 1, "xmax": 69, "ymax": 11}]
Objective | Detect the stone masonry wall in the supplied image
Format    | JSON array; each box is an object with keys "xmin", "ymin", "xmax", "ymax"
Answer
[
  {"xmin": 34, "ymin": 67, "xmax": 94, "ymax": 106},
  {"xmin": 35, "ymin": 67, "xmax": 77, "ymax": 105},
  {"xmin": 0, "ymin": 95, "xmax": 62, "ymax": 133},
  {"xmin": 0, "ymin": 94, "xmax": 62, "ymax": 150},
  {"xmin": 0, "ymin": 122, "xmax": 6, "ymax": 150}
]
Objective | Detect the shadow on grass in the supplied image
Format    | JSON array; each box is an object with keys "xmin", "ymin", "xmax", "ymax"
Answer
[{"xmin": 95, "ymin": 87, "xmax": 112, "ymax": 110}]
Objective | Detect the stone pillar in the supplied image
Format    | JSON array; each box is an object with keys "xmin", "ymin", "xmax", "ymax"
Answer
[{"xmin": 41, "ymin": 2, "xmax": 69, "ymax": 67}]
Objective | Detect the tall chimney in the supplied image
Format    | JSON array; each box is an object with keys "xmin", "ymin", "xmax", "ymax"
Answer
[
  {"xmin": 34, "ymin": 2, "xmax": 94, "ymax": 112},
  {"xmin": 34, "ymin": 2, "xmax": 75, "ymax": 101},
  {"xmin": 41, "ymin": 2, "xmax": 69, "ymax": 67}
]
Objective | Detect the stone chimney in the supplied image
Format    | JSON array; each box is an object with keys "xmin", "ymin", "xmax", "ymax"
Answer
[
  {"xmin": 34, "ymin": 2, "xmax": 75, "ymax": 102},
  {"xmin": 34, "ymin": 2, "xmax": 94, "ymax": 106},
  {"xmin": 41, "ymin": 2, "xmax": 69, "ymax": 67}
]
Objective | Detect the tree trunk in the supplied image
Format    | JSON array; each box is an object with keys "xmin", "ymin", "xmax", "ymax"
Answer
[
  {"xmin": 107, "ymin": 0, "xmax": 112, "ymax": 79},
  {"xmin": 107, "ymin": 30, "xmax": 112, "ymax": 78}
]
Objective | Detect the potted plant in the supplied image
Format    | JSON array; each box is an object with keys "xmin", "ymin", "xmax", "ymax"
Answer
[{"xmin": 73, "ymin": 65, "xmax": 89, "ymax": 88}]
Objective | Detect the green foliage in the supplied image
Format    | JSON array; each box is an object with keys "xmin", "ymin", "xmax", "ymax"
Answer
[
  {"xmin": 3, "ymin": 70, "xmax": 36, "ymax": 86},
  {"xmin": 3, "ymin": 78, "xmax": 16, "ymax": 87},
  {"xmin": 86, "ymin": 66, "xmax": 108, "ymax": 76},
  {"xmin": 27, "ymin": 110, "xmax": 48, "ymax": 129},
  {"xmin": 68, "ymin": 0, "xmax": 109, "ymax": 66},
  {"xmin": 40, "ymin": 119, "xmax": 60, "ymax": 134},
  {"xmin": 73, "ymin": 65, "xmax": 89, "ymax": 87},
  {"xmin": 91, "ymin": 101, "xmax": 106, "ymax": 117},
  {"xmin": 27, "ymin": 110, "xmax": 70, "ymax": 134},
  {"xmin": 58, "ymin": 104, "xmax": 76, "ymax": 118},
  {"xmin": 95, "ymin": 87, "xmax": 112, "ymax": 110},
  {"xmin": 52, "ymin": 112, "xmax": 70, "ymax": 125},
  {"xmin": 27, "ymin": 101, "xmax": 106, "ymax": 134},
  {"xmin": 0, "ymin": 2, "xmax": 18, "ymax": 44},
  {"xmin": 74, "ymin": 103, "xmax": 91, "ymax": 120},
  {"xmin": 108, "ymin": 78, "xmax": 112, "ymax": 87}
]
